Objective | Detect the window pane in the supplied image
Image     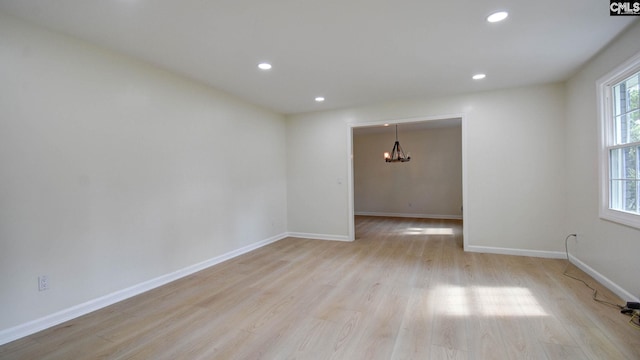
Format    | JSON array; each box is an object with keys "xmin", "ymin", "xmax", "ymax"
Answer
[
  {"xmin": 609, "ymin": 146, "xmax": 639, "ymax": 213},
  {"xmin": 610, "ymin": 180, "xmax": 639, "ymax": 213},
  {"xmin": 632, "ymin": 109, "xmax": 640, "ymax": 143},
  {"xmin": 609, "ymin": 147, "xmax": 637, "ymax": 180},
  {"xmin": 613, "ymin": 73, "xmax": 640, "ymax": 145}
]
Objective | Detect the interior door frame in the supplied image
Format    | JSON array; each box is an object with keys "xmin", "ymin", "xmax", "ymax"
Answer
[{"xmin": 347, "ymin": 113, "xmax": 468, "ymax": 249}]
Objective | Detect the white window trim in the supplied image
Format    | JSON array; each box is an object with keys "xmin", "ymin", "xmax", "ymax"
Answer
[{"xmin": 597, "ymin": 50, "xmax": 640, "ymax": 230}]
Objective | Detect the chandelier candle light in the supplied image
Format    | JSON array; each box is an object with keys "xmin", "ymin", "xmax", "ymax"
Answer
[{"xmin": 384, "ymin": 124, "xmax": 411, "ymax": 162}]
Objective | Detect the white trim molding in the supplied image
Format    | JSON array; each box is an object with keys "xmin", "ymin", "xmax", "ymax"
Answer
[
  {"xmin": 0, "ymin": 232, "xmax": 288, "ymax": 346},
  {"xmin": 354, "ymin": 211, "xmax": 462, "ymax": 220},
  {"xmin": 465, "ymin": 245, "xmax": 566, "ymax": 259},
  {"xmin": 596, "ymin": 49, "xmax": 640, "ymax": 230}
]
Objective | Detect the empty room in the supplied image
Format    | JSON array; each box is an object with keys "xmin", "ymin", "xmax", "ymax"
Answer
[{"xmin": 1, "ymin": 1, "xmax": 639, "ymax": 359}]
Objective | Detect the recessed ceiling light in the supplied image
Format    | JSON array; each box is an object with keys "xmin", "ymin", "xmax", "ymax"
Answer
[
  {"xmin": 315, "ymin": 96, "xmax": 325, "ymax": 102},
  {"xmin": 487, "ymin": 11, "xmax": 508, "ymax": 23},
  {"xmin": 384, "ymin": 123, "xmax": 390, "ymax": 126},
  {"xmin": 472, "ymin": 73, "xmax": 486, "ymax": 80},
  {"xmin": 258, "ymin": 63, "xmax": 272, "ymax": 70}
]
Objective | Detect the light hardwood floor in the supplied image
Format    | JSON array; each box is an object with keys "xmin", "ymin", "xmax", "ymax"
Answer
[{"xmin": 1, "ymin": 216, "xmax": 639, "ymax": 359}]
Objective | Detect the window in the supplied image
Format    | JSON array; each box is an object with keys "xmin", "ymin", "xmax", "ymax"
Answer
[{"xmin": 598, "ymin": 51, "xmax": 640, "ymax": 229}]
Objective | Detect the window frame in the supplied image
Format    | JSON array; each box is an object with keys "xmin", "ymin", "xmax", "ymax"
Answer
[{"xmin": 597, "ymin": 50, "xmax": 640, "ymax": 230}]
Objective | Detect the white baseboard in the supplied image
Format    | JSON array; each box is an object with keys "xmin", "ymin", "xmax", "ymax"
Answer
[
  {"xmin": 0, "ymin": 232, "xmax": 288, "ymax": 346},
  {"xmin": 355, "ymin": 211, "xmax": 462, "ymax": 220},
  {"xmin": 568, "ymin": 254, "xmax": 640, "ymax": 303},
  {"xmin": 465, "ymin": 245, "xmax": 566, "ymax": 259},
  {"xmin": 286, "ymin": 232, "xmax": 352, "ymax": 242}
]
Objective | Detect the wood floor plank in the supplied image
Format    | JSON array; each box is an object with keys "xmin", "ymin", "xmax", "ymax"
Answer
[
  {"xmin": 390, "ymin": 288, "xmax": 436, "ymax": 360},
  {"xmin": 2, "ymin": 216, "xmax": 638, "ymax": 359},
  {"xmin": 540, "ymin": 342, "xmax": 588, "ymax": 360},
  {"xmin": 564, "ymin": 324, "xmax": 629, "ymax": 360},
  {"xmin": 430, "ymin": 344, "xmax": 469, "ymax": 360}
]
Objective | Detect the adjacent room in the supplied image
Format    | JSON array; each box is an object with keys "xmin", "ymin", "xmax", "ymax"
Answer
[
  {"xmin": 1, "ymin": 0, "xmax": 639, "ymax": 358},
  {"xmin": 352, "ymin": 119, "xmax": 463, "ymax": 222}
]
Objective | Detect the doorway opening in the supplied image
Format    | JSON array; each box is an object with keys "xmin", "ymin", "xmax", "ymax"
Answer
[{"xmin": 347, "ymin": 115, "xmax": 467, "ymax": 248}]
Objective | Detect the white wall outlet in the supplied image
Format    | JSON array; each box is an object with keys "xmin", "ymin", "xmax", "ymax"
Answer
[{"xmin": 38, "ymin": 275, "xmax": 49, "ymax": 291}]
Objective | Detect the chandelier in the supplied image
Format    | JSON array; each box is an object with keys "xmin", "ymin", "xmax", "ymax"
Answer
[{"xmin": 383, "ymin": 124, "xmax": 411, "ymax": 162}]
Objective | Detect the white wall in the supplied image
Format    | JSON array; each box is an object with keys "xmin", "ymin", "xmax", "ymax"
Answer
[
  {"xmin": 565, "ymin": 20, "xmax": 640, "ymax": 300},
  {"xmin": 0, "ymin": 13, "xmax": 287, "ymax": 333},
  {"xmin": 353, "ymin": 126, "xmax": 462, "ymax": 218},
  {"xmin": 286, "ymin": 113, "xmax": 351, "ymax": 240},
  {"xmin": 287, "ymin": 83, "xmax": 567, "ymax": 253}
]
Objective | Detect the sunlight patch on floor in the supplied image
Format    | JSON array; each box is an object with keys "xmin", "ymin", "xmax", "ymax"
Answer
[
  {"xmin": 434, "ymin": 285, "xmax": 548, "ymax": 317},
  {"xmin": 403, "ymin": 227, "xmax": 454, "ymax": 235}
]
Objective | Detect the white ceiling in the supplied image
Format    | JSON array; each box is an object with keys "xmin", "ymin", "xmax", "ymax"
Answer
[{"xmin": 0, "ymin": 1, "xmax": 636, "ymax": 114}]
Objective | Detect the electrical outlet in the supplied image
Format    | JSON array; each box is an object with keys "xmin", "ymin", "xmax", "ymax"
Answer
[{"xmin": 38, "ymin": 275, "xmax": 49, "ymax": 291}]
